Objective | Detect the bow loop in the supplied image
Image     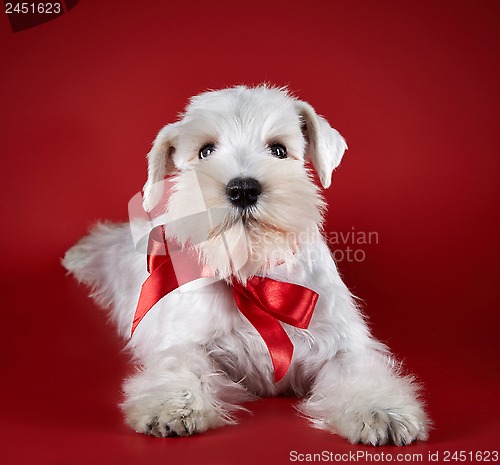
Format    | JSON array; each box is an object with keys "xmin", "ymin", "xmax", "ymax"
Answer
[
  {"xmin": 234, "ymin": 277, "xmax": 317, "ymax": 329},
  {"xmin": 146, "ymin": 225, "xmax": 168, "ymax": 273}
]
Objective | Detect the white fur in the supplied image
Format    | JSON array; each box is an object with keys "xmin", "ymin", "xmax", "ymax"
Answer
[{"xmin": 63, "ymin": 85, "xmax": 429, "ymax": 445}]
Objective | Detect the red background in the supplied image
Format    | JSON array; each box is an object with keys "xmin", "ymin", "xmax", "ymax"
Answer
[{"xmin": 1, "ymin": 1, "xmax": 499, "ymax": 463}]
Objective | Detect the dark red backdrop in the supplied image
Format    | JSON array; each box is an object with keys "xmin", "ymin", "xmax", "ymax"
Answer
[{"xmin": 1, "ymin": 1, "xmax": 499, "ymax": 464}]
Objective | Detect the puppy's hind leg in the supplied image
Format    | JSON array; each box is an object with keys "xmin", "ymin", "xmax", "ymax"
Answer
[
  {"xmin": 299, "ymin": 349, "xmax": 430, "ymax": 446},
  {"xmin": 122, "ymin": 345, "xmax": 252, "ymax": 437}
]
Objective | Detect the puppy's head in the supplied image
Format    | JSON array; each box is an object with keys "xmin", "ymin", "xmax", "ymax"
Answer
[{"xmin": 142, "ymin": 86, "xmax": 347, "ymax": 281}]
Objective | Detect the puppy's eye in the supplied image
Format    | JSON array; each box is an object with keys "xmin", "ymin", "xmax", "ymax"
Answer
[
  {"xmin": 199, "ymin": 144, "xmax": 216, "ymax": 160},
  {"xmin": 269, "ymin": 144, "xmax": 287, "ymax": 159}
]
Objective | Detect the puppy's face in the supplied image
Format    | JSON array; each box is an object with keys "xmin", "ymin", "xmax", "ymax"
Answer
[{"xmin": 142, "ymin": 86, "xmax": 347, "ymax": 281}]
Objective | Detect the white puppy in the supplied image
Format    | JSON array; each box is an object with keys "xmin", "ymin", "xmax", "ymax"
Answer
[{"xmin": 63, "ymin": 85, "xmax": 429, "ymax": 445}]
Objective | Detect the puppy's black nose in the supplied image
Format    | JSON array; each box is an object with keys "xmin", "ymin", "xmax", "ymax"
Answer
[{"xmin": 226, "ymin": 177, "xmax": 262, "ymax": 209}]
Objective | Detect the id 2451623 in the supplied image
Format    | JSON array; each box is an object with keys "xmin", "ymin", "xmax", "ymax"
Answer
[
  {"xmin": 442, "ymin": 451, "xmax": 498, "ymax": 462},
  {"xmin": 5, "ymin": 3, "xmax": 62, "ymax": 14}
]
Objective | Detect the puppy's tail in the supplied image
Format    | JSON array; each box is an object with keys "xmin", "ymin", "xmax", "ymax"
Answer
[
  {"xmin": 63, "ymin": 222, "xmax": 145, "ymax": 337},
  {"xmin": 62, "ymin": 222, "xmax": 135, "ymax": 309}
]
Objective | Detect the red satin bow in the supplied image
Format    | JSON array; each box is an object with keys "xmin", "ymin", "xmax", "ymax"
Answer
[{"xmin": 132, "ymin": 226, "xmax": 318, "ymax": 382}]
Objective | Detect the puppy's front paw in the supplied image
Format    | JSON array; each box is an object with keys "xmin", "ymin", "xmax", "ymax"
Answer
[
  {"xmin": 123, "ymin": 390, "xmax": 229, "ymax": 438},
  {"xmin": 301, "ymin": 391, "xmax": 430, "ymax": 446},
  {"xmin": 345, "ymin": 406, "xmax": 428, "ymax": 446}
]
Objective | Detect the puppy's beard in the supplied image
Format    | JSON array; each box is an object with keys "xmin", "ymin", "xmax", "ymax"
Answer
[
  {"xmin": 165, "ymin": 157, "xmax": 324, "ymax": 282},
  {"xmin": 202, "ymin": 211, "xmax": 305, "ymax": 282}
]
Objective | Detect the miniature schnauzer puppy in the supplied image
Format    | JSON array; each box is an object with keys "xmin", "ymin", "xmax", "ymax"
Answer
[{"xmin": 63, "ymin": 85, "xmax": 429, "ymax": 445}]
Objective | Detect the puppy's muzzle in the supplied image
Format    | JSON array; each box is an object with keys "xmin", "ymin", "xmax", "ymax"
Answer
[{"xmin": 226, "ymin": 177, "xmax": 262, "ymax": 210}]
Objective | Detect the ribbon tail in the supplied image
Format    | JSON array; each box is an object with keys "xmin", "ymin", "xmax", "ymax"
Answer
[
  {"xmin": 232, "ymin": 286, "xmax": 294, "ymax": 383},
  {"xmin": 131, "ymin": 259, "xmax": 179, "ymax": 335}
]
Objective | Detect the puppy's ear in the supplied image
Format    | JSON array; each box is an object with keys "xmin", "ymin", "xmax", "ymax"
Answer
[
  {"xmin": 295, "ymin": 100, "xmax": 347, "ymax": 189},
  {"xmin": 142, "ymin": 122, "xmax": 181, "ymax": 212}
]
